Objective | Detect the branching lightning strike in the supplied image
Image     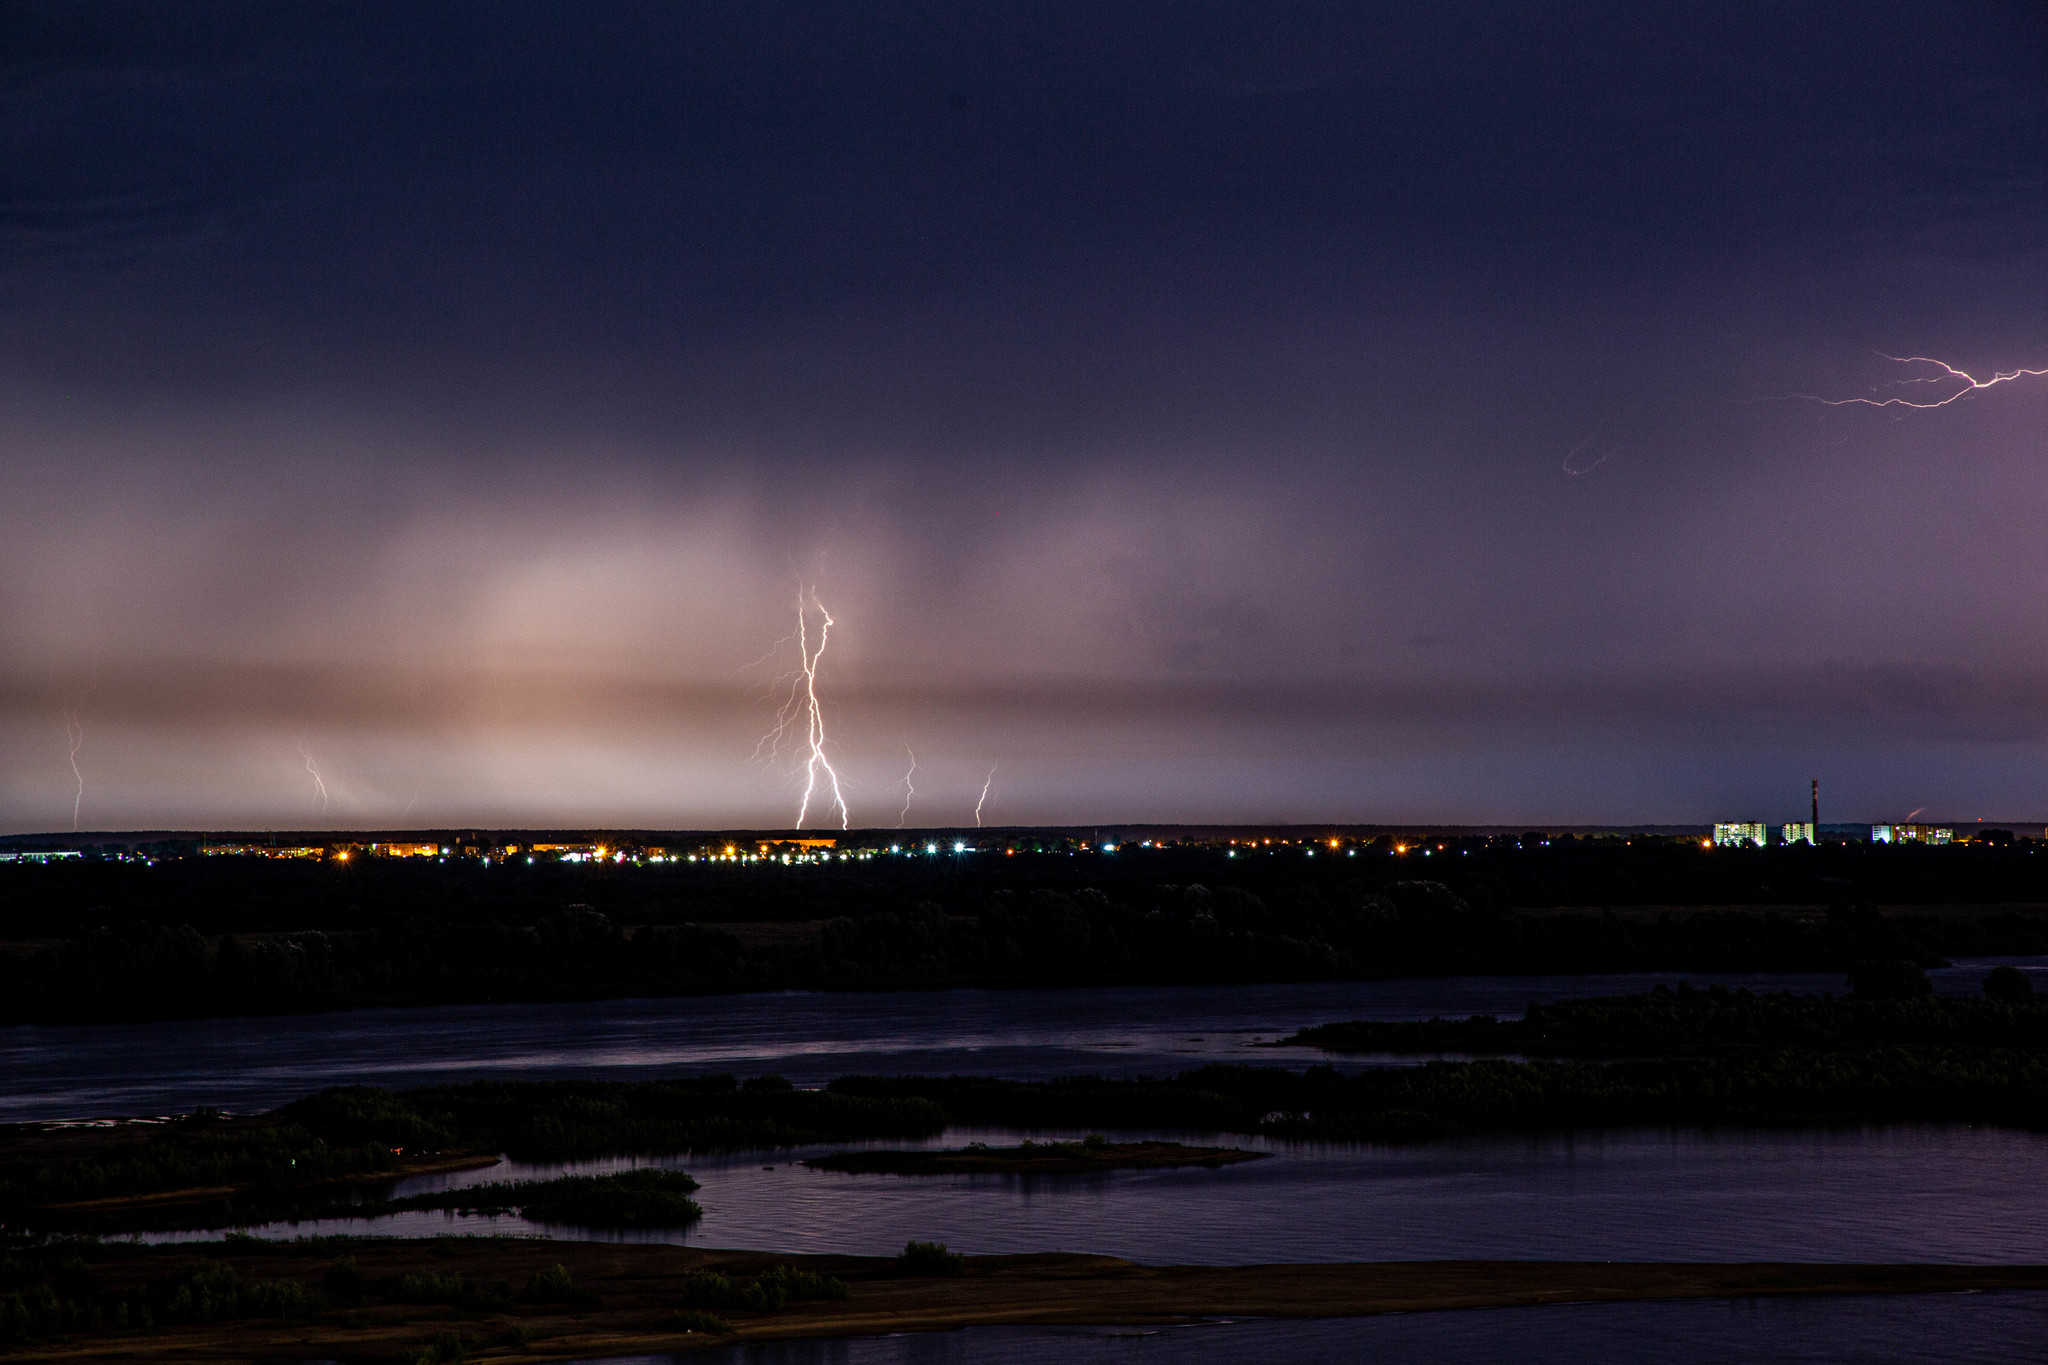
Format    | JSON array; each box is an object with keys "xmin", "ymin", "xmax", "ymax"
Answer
[
  {"xmin": 297, "ymin": 739, "xmax": 330, "ymax": 813},
  {"xmin": 1773, "ymin": 354, "xmax": 2048, "ymax": 411},
  {"xmin": 61, "ymin": 668, "xmax": 100, "ymax": 833},
  {"xmin": 897, "ymin": 746, "xmax": 917, "ymax": 828},
  {"xmin": 62, "ymin": 700, "xmax": 86, "ymax": 833},
  {"xmin": 974, "ymin": 765, "xmax": 996, "ymax": 828},
  {"xmin": 757, "ymin": 588, "xmax": 851, "ymax": 831}
]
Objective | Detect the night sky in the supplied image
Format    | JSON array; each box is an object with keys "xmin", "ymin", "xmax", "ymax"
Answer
[{"xmin": 3, "ymin": 2, "xmax": 2044, "ymax": 832}]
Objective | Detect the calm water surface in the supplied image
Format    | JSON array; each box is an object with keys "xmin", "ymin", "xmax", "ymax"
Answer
[
  {"xmin": 36, "ymin": 961, "xmax": 2048, "ymax": 1280},
  {"xmin": 162, "ymin": 1122, "xmax": 2048, "ymax": 1264},
  {"xmin": 15, "ymin": 965, "xmax": 2031, "ymax": 1122},
  {"xmin": 563, "ymin": 1292, "xmax": 2048, "ymax": 1365}
]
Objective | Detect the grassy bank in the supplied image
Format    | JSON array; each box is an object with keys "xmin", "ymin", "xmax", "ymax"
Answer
[
  {"xmin": 1274, "ymin": 985, "xmax": 2048, "ymax": 1056},
  {"xmin": 3, "ymin": 1237, "xmax": 2046, "ymax": 1363}
]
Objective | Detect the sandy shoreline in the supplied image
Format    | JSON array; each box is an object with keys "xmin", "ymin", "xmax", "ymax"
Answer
[{"xmin": 11, "ymin": 1240, "xmax": 2047, "ymax": 1363}]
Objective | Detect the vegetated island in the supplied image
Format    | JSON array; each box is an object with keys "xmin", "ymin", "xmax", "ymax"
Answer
[
  {"xmin": 1270, "ymin": 980, "xmax": 2048, "ymax": 1057},
  {"xmin": 1, "ymin": 1077, "xmax": 945, "ymax": 1236},
  {"xmin": 2, "ymin": 1237, "xmax": 2045, "ymax": 1363},
  {"xmin": 803, "ymin": 1138, "xmax": 1264, "ymax": 1175},
  {"xmin": 13, "ymin": 1021, "xmax": 2048, "ymax": 1240}
]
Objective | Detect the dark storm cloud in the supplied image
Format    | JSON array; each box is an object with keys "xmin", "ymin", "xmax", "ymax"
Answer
[
  {"xmin": 1, "ymin": 2, "xmax": 2044, "ymax": 830},
  {"xmin": 9, "ymin": 658, "xmax": 2048, "ymax": 741}
]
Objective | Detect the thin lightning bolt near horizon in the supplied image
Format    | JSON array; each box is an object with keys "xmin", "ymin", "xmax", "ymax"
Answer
[
  {"xmin": 1769, "ymin": 354, "xmax": 2048, "ymax": 411},
  {"xmin": 61, "ymin": 668, "xmax": 100, "ymax": 833},
  {"xmin": 62, "ymin": 700, "xmax": 86, "ymax": 833},
  {"xmin": 757, "ymin": 588, "xmax": 850, "ymax": 831},
  {"xmin": 897, "ymin": 746, "xmax": 917, "ymax": 828},
  {"xmin": 297, "ymin": 739, "xmax": 330, "ymax": 813},
  {"xmin": 974, "ymin": 765, "xmax": 996, "ymax": 828}
]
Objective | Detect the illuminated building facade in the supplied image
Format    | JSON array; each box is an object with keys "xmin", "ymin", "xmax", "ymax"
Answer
[
  {"xmin": 201, "ymin": 844, "xmax": 327, "ymax": 859},
  {"xmin": 1872, "ymin": 824, "xmax": 1952, "ymax": 845},
  {"xmin": 1712, "ymin": 823, "xmax": 1767, "ymax": 847}
]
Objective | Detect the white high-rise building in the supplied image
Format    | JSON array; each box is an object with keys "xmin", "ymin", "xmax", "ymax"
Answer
[
  {"xmin": 1874, "ymin": 824, "xmax": 1951, "ymax": 844},
  {"xmin": 1713, "ymin": 823, "xmax": 1767, "ymax": 847}
]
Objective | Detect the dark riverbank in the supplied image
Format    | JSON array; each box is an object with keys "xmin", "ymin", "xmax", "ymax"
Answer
[
  {"xmin": 1275, "ymin": 987, "xmax": 2048, "ymax": 1056},
  {"xmin": 7, "ymin": 840, "xmax": 2048, "ymax": 1026},
  {"xmin": 4, "ymin": 1237, "xmax": 2046, "ymax": 1363}
]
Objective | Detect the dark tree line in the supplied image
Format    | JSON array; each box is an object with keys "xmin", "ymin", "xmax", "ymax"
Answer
[{"xmin": 3, "ymin": 842, "xmax": 2046, "ymax": 1025}]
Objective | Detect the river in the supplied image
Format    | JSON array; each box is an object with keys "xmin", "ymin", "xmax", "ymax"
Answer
[
  {"xmin": 8, "ymin": 962, "xmax": 2032, "ymax": 1122},
  {"xmin": 21, "ymin": 960, "xmax": 2048, "ymax": 1341},
  {"xmin": 565, "ymin": 1291, "xmax": 2048, "ymax": 1365}
]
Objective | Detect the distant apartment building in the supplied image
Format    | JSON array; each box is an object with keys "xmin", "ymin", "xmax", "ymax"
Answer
[
  {"xmin": 1712, "ymin": 823, "xmax": 1767, "ymax": 847},
  {"xmin": 1780, "ymin": 822, "xmax": 1815, "ymax": 846},
  {"xmin": 201, "ymin": 844, "xmax": 327, "ymax": 859},
  {"xmin": 1871, "ymin": 824, "xmax": 1953, "ymax": 845}
]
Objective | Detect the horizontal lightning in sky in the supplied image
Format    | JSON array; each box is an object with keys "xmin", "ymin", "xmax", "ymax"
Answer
[{"xmin": 1777, "ymin": 354, "xmax": 2048, "ymax": 411}]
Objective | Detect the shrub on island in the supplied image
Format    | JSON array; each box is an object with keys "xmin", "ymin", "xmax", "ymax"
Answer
[
  {"xmin": 677, "ymin": 1265, "xmax": 848, "ymax": 1313},
  {"xmin": 1986, "ymin": 966, "xmax": 2035, "ymax": 1003},
  {"xmin": 895, "ymin": 1240, "xmax": 965, "ymax": 1276}
]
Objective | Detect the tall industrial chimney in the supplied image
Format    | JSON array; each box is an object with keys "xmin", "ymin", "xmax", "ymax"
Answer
[{"xmin": 1811, "ymin": 778, "xmax": 1819, "ymax": 836}]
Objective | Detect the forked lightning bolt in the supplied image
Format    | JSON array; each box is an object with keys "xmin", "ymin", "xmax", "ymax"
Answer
[
  {"xmin": 1775, "ymin": 354, "xmax": 2048, "ymax": 411},
  {"xmin": 974, "ymin": 765, "xmax": 996, "ymax": 828},
  {"xmin": 756, "ymin": 588, "xmax": 851, "ymax": 831},
  {"xmin": 297, "ymin": 739, "xmax": 330, "ymax": 813},
  {"xmin": 62, "ymin": 700, "xmax": 86, "ymax": 833},
  {"xmin": 61, "ymin": 669, "xmax": 100, "ymax": 833},
  {"xmin": 897, "ymin": 746, "xmax": 917, "ymax": 828}
]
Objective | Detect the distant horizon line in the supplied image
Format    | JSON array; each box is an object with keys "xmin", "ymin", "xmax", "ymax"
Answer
[{"xmin": 6, "ymin": 818, "xmax": 2041, "ymax": 846}]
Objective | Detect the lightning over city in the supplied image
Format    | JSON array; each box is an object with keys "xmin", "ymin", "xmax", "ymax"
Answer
[
  {"xmin": 897, "ymin": 746, "xmax": 917, "ymax": 828},
  {"xmin": 760, "ymin": 588, "xmax": 850, "ymax": 831},
  {"xmin": 61, "ymin": 699, "xmax": 85, "ymax": 833},
  {"xmin": 4, "ymin": 8, "xmax": 2047, "ymax": 1359},
  {"xmin": 297, "ymin": 739, "xmax": 329, "ymax": 813},
  {"xmin": 0, "ymin": 4, "xmax": 2040, "ymax": 837},
  {"xmin": 975, "ymin": 765, "xmax": 996, "ymax": 827}
]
